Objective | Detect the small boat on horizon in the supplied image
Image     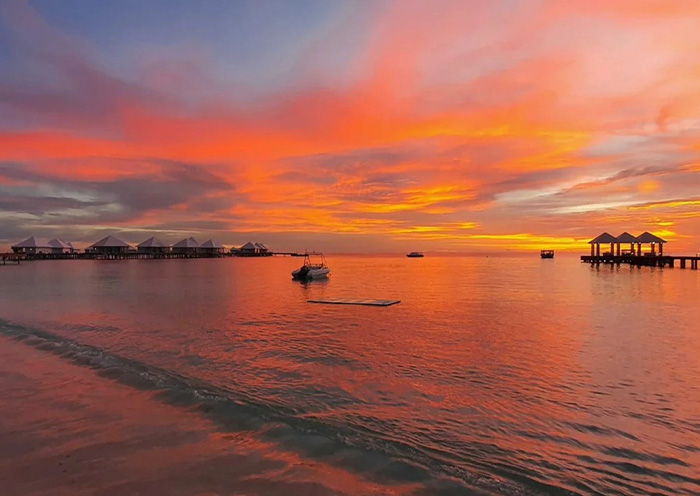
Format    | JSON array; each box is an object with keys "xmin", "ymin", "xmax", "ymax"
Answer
[
  {"xmin": 292, "ymin": 252, "xmax": 330, "ymax": 280},
  {"xmin": 540, "ymin": 250, "xmax": 555, "ymax": 259},
  {"xmin": 406, "ymin": 251, "xmax": 424, "ymax": 258}
]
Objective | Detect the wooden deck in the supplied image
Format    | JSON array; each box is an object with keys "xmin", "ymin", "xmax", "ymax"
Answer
[
  {"xmin": 581, "ymin": 255, "xmax": 699, "ymax": 269},
  {"xmin": 1, "ymin": 253, "xmax": 24, "ymax": 265},
  {"xmin": 14, "ymin": 252, "xmax": 228, "ymax": 261}
]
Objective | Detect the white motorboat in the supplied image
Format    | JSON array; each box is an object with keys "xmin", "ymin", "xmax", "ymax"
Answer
[{"xmin": 291, "ymin": 252, "xmax": 330, "ymax": 280}]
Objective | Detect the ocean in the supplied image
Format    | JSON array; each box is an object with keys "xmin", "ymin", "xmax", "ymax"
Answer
[{"xmin": 0, "ymin": 255, "xmax": 699, "ymax": 495}]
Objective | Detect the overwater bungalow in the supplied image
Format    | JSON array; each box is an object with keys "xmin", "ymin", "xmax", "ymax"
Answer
[
  {"xmin": 47, "ymin": 238, "xmax": 76, "ymax": 254},
  {"xmin": 239, "ymin": 241, "xmax": 257, "ymax": 255},
  {"xmin": 172, "ymin": 237, "xmax": 200, "ymax": 254},
  {"xmin": 200, "ymin": 239, "xmax": 224, "ymax": 255},
  {"xmin": 11, "ymin": 237, "xmax": 51, "ymax": 254},
  {"xmin": 87, "ymin": 235, "xmax": 131, "ymax": 254},
  {"xmin": 232, "ymin": 241, "xmax": 272, "ymax": 256},
  {"xmin": 137, "ymin": 236, "xmax": 170, "ymax": 254}
]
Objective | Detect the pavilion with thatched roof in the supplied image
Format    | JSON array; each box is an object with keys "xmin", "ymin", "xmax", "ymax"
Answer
[
  {"xmin": 588, "ymin": 232, "xmax": 617, "ymax": 257},
  {"xmin": 637, "ymin": 231, "xmax": 667, "ymax": 256},
  {"xmin": 588, "ymin": 231, "xmax": 669, "ymax": 257},
  {"xmin": 614, "ymin": 232, "xmax": 639, "ymax": 256}
]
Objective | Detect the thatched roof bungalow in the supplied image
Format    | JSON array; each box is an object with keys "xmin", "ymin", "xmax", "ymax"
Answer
[
  {"xmin": 138, "ymin": 236, "xmax": 169, "ymax": 253},
  {"xmin": 172, "ymin": 237, "xmax": 200, "ymax": 254},
  {"xmin": 11, "ymin": 236, "xmax": 51, "ymax": 254},
  {"xmin": 47, "ymin": 238, "xmax": 76, "ymax": 254},
  {"xmin": 88, "ymin": 235, "xmax": 131, "ymax": 254},
  {"xmin": 200, "ymin": 239, "xmax": 224, "ymax": 255}
]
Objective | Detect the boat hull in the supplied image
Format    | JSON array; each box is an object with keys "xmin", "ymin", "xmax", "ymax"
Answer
[{"xmin": 291, "ymin": 267, "xmax": 330, "ymax": 280}]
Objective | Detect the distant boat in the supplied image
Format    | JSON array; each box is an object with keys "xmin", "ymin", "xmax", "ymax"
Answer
[
  {"xmin": 406, "ymin": 252, "xmax": 424, "ymax": 258},
  {"xmin": 540, "ymin": 250, "xmax": 555, "ymax": 259},
  {"xmin": 292, "ymin": 252, "xmax": 330, "ymax": 280}
]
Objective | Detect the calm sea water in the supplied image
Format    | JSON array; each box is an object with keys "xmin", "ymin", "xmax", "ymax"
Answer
[{"xmin": 0, "ymin": 255, "xmax": 699, "ymax": 495}]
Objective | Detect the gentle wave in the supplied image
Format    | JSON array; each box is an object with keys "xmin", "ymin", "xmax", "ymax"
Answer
[{"xmin": 0, "ymin": 319, "xmax": 556, "ymax": 496}]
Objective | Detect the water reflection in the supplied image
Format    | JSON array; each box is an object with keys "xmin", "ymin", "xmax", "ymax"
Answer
[{"xmin": 0, "ymin": 255, "xmax": 698, "ymax": 495}]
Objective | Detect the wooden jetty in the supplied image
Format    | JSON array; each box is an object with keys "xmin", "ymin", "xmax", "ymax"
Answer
[
  {"xmin": 581, "ymin": 254, "xmax": 699, "ymax": 269},
  {"xmin": 11, "ymin": 251, "xmax": 306, "ymax": 261},
  {"xmin": 1, "ymin": 253, "xmax": 24, "ymax": 265},
  {"xmin": 232, "ymin": 251, "xmax": 302, "ymax": 257},
  {"xmin": 581, "ymin": 231, "xmax": 699, "ymax": 269},
  {"xmin": 18, "ymin": 252, "xmax": 228, "ymax": 261}
]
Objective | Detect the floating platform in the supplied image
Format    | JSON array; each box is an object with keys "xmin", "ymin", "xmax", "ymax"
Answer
[{"xmin": 307, "ymin": 298, "xmax": 401, "ymax": 307}]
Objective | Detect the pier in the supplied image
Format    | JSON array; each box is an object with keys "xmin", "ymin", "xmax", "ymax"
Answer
[
  {"xmin": 581, "ymin": 231, "xmax": 699, "ymax": 269},
  {"xmin": 581, "ymin": 254, "xmax": 699, "ymax": 269},
  {"xmin": 5, "ymin": 250, "xmax": 303, "ymax": 262},
  {"xmin": 1, "ymin": 253, "xmax": 24, "ymax": 265}
]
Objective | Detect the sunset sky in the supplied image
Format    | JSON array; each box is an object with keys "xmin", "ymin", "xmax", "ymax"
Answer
[{"xmin": 1, "ymin": 0, "xmax": 699, "ymax": 252}]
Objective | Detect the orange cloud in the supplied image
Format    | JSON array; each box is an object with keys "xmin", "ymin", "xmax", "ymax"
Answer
[{"xmin": 2, "ymin": 1, "xmax": 700, "ymax": 253}]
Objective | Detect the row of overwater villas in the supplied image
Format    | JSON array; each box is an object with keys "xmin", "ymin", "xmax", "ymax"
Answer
[
  {"xmin": 588, "ymin": 231, "xmax": 667, "ymax": 257},
  {"xmin": 11, "ymin": 236, "xmax": 269, "ymax": 255}
]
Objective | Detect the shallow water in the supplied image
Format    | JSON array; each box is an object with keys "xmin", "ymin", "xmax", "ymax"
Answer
[{"xmin": 0, "ymin": 255, "xmax": 699, "ymax": 495}]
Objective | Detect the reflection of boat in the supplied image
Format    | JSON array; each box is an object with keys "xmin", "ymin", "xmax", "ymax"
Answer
[
  {"xmin": 406, "ymin": 252, "xmax": 424, "ymax": 258},
  {"xmin": 540, "ymin": 250, "xmax": 555, "ymax": 259},
  {"xmin": 292, "ymin": 252, "xmax": 330, "ymax": 280}
]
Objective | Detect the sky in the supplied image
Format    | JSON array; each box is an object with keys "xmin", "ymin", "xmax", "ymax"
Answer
[{"xmin": 1, "ymin": 0, "xmax": 700, "ymax": 253}]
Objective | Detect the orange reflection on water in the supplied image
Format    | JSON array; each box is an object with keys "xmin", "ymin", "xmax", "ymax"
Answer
[{"xmin": 0, "ymin": 256, "xmax": 699, "ymax": 495}]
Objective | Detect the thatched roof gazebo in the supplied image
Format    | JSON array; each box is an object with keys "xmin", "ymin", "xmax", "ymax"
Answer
[
  {"xmin": 588, "ymin": 231, "xmax": 669, "ymax": 257},
  {"xmin": 637, "ymin": 231, "xmax": 667, "ymax": 256},
  {"xmin": 614, "ymin": 232, "xmax": 639, "ymax": 256},
  {"xmin": 588, "ymin": 232, "xmax": 616, "ymax": 256}
]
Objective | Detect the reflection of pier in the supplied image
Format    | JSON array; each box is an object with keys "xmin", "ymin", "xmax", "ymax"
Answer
[{"xmin": 581, "ymin": 232, "xmax": 699, "ymax": 269}]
